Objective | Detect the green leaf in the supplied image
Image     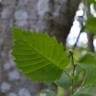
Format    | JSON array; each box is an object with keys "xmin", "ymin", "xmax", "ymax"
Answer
[
  {"xmin": 79, "ymin": 53, "xmax": 96, "ymax": 86},
  {"xmin": 85, "ymin": 16, "xmax": 96, "ymax": 35},
  {"xmin": 12, "ymin": 27, "xmax": 69, "ymax": 82}
]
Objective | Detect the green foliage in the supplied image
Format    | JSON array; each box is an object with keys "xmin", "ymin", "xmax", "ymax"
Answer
[
  {"xmin": 88, "ymin": 0, "xmax": 93, "ymax": 3},
  {"xmin": 73, "ymin": 86, "xmax": 96, "ymax": 96},
  {"xmin": 94, "ymin": 2, "xmax": 96, "ymax": 10},
  {"xmin": 72, "ymin": 53, "xmax": 96, "ymax": 96},
  {"xmin": 88, "ymin": 0, "xmax": 96, "ymax": 3},
  {"xmin": 12, "ymin": 27, "xmax": 69, "ymax": 82},
  {"xmin": 79, "ymin": 53, "xmax": 96, "ymax": 87},
  {"xmin": 84, "ymin": 0, "xmax": 96, "ymax": 35},
  {"xmin": 56, "ymin": 65, "xmax": 85, "ymax": 93},
  {"xmin": 85, "ymin": 16, "xmax": 96, "ymax": 34},
  {"xmin": 12, "ymin": 27, "xmax": 96, "ymax": 95},
  {"xmin": 56, "ymin": 69, "xmax": 72, "ymax": 89}
]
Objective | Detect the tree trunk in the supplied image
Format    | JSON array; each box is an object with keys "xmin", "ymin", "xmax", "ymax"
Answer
[
  {"xmin": 0, "ymin": 0, "xmax": 81, "ymax": 95},
  {"xmin": 87, "ymin": 32, "xmax": 94, "ymax": 52}
]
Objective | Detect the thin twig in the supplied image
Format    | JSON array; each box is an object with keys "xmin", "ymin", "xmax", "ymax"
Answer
[
  {"xmin": 73, "ymin": 32, "xmax": 81, "ymax": 50},
  {"xmin": 72, "ymin": 25, "xmax": 85, "ymax": 50},
  {"xmin": 69, "ymin": 51, "xmax": 76, "ymax": 95}
]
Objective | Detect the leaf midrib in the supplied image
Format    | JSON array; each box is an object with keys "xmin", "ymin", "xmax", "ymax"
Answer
[{"xmin": 14, "ymin": 38, "xmax": 62, "ymax": 70}]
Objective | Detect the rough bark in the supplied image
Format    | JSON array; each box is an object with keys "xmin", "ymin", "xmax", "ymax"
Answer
[
  {"xmin": 47, "ymin": 0, "xmax": 81, "ymax": 45},
  {"xmin": 0, "ymin": 0, "xmax": 81, "ymax": 96},
  {"xmin": 28, "ymin": 0, "xmax": 81, "ymax": 45}
]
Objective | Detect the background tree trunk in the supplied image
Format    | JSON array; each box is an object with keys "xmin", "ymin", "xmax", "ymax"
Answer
[
  {"xmin": 87, "ymin": 32, "xmax": 94, "ymax": 52},
  {"xmin": 0, "ymin": 0, "xmax": 81, "ymax": 95}
]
